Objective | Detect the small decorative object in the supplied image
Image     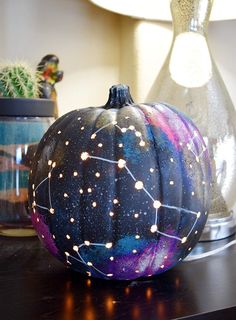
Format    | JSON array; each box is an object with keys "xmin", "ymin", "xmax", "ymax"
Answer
[
  {"xmin": 148, "ymin": 0, "xmax": 236, "ymax": 241},
  {"xmin": 0, "ymin": 62, "xmax": 55, "ymax": 237},
  {"xmin": 29, "ymin": 84, "xmax": 211, "ymax": 280},
  {"xmin": 37, "ymin": 54, "xmax": 64, "ymax": 118}
]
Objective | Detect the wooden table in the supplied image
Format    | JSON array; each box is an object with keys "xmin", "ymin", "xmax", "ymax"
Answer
[{"xmin": 1, "ymin": 235, "xmax": 236, "ymax": 320}]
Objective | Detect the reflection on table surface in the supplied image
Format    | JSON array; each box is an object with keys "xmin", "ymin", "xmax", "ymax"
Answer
[{"xmin": 0, "ymin": 235, "xmax": 236, "ymax": 320}]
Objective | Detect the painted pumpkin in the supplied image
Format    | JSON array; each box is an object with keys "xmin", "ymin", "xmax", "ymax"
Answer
[{"xmin": 29, "ymin": 84, "xmax": 211, "ymax": 280}]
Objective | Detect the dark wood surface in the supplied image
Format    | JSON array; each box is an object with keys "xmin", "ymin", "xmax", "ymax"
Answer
[{"xmin": 1, "ymin": 235, "xmax": 236, "ymax": 320}]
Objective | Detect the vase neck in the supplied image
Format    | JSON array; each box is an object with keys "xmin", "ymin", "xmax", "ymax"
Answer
[{"xmin": 171, "ymin": 0, "xmax": 213, "ymax": 36}]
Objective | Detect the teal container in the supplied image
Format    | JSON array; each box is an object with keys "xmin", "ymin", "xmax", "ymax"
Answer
[{"xmin": 0, "ymin": 98, "xmax": 54, "ymax": 236}]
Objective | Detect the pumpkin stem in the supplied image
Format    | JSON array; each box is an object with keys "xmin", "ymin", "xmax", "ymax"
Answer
[{"xmin": 105, "ymin": 84, "xmax": 134, "ymax": 109}]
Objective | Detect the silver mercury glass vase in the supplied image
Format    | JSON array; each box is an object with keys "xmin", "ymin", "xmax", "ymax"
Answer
[{"xmin": 147, "ymin": 0, "xmax": 236, "ymax": 240}]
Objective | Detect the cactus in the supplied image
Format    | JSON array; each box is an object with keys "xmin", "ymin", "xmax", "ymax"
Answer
[{"xmin": 0, "ymin": 62, "xmax": 40, "ymax": 98}]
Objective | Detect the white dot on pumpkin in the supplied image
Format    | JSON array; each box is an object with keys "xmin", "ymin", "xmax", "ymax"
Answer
[
  {"xmin": 150, "ymin": 168, "xmax": 154, "ymax": 173},
  {"xmin": 66, "ymin": 234, "xmax": 71, "ymax": 239},
  {"xmin": 73, "ymin": 246, "xmax": 79, "ymax": 252},
  {"xmin": 139, "ymin": 141, "xmax": 145, "ymax": 147},
  {"xmin": 95, "ymin": 172, "xmax": 100, "ymax": 178},
  {"xmin": 105, "ymin": 242, "xmax": 113, "ymax": 249},
  {"xmin": 98, "ymin": 143, "xmax": 103, "ymax": 148},
  {"xmin": 109, "ymin": 211, "xmax": 114, "ymax": 217},
  {"xmin": 81, "ymin": 152, "xmax": 89, "ymax": 160},
  {"xmin": 181, "ymin": 237, "xmax": 187, "ymax": 244},
  {"xmin": 52, "ymin": 162, "xmax": 56, "ymax": 168},
  {"xmin": 73, "ymin": 171, "xmax": 78, "ymax": 177},
  {"xmin": 169, "ymin": 181, "xmax": 174, "ymax": 185},
  {"xmin": 84, "ymin": 240, "xmax": 90, "ymax": 246},
  {"xmin": 41, "ymin": 234, "xmax": 45, "ymax": 239},
  {"xmin": 65, "ymin": 141, "xmax": 69, "ymax": 146},
  {"xmin": 64, "ymin": 193, "xmax": 69, "ymax": 198},
  {"xmin": 88, "ymin": 188, "xmax": 92, "ymax": 193},
  {"xmin": 118, "ymin": 159, "xmax": 126, "ymax": 168},
  {"xmin": 135, "ymin": 181, "xmax": 144, "ymax": 190},
  {"xmin": 77, "ymin": 117, "xmax": 81, "ymax": 121},
  {"xmin": 70, "ymin": 218, "xmax": 75, "ymax": 223},
  {"xmin": 107, "ymin": 274, "xmax": 113, "ymax": 277},
  {"xmin": 132, "ymin": 249, "xmax": 137, "ymax": 254},
  {"xmin": 150, "ymin": 225, "xmax": 158, "ymax": 233},
  {"xmin": 92, "ymin": 202, "xmax": 97, "ymax": 207},
  {"xmin": 79, "ymin": 189, "xmax": 83, "ymax": 194},
  {"xmin": 188, "ymin": 247, "xmax": 192, "ymax": 251},
  {"xmin": 118, "ymin": 143, "xmax": 123, "ymax": 148},
  {"xmin": 134, "ymin": 213, "xmax": 139, "ymax": 218},
  {"xmin": 81, "ymin": 126, "xmax": 85, "ymax": 131},
  {"xmin": 57, "ymin": 130, "xmax": 61, "ymax": 134},
  {"xmin": 135, "ymin": 131, "xmax": 142, "ymax": 137},
  {"xmin": 160, "ymin": 265, "xmax": 165, "ymax": 269},
  {"xmin": 91, "ymin": 133, "xmax": 96, "ymax": 139},
  {"xmin": 65, "ymin": 251, "xmax": 70, "ymax": 256},
  {"xmin": 153, "ymin": 200, "xmax": 161, "ymax": 209},
  {"xmin": 113, "ymin": 199, "xmax": 119, "ymax": 204},
  {"xmin": 49, "ymin": 208, "xmax": 54, "ymax": 214},
  {"xmin": 110, "ymin": 256, "xmax": 114, "ymax": 261},
  {"xmin": 59, "ymin": 173, "xmax": 63, "ymax": 178},
  {"xmin": 48, "ymin": 160, "xmax": 52, "ymax": 166},
  {"xmin": 52, "ymin": 234, "xmax": 56, "ymax": 239},
  {"xmin": 170, "ymin": 158, "xmax": 174, "ymax": 162},
  {"xmin": 135, "ymin": 235, "xmax": 140, "ymax": 239}
]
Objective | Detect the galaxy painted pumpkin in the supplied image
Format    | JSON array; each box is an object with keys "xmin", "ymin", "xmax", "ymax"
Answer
[{"xmin": 29, "ymin": 85, "xmax": 211, "ymax": 280}]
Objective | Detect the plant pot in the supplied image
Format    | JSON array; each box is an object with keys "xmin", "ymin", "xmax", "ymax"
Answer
[{"xmin": 0, "ymin": 98, "xmax": 55, "ymax": 237}]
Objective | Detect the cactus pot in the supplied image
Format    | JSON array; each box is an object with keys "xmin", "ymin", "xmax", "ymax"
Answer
[{"xmin": 0, "ymin": 97, "xmax": 55, "ymax": 237}]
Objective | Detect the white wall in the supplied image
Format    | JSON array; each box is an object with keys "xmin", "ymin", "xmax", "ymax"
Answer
[
  {"xmin": 0, "ymin": 0, "xmax": 120, "ymax": 115},
  {"xmin": 0, "ymin": 0, "xmax": 235, "ymax": 113}
]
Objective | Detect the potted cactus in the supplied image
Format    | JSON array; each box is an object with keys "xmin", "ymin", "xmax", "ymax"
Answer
[{"xmin": 0, "ymin": 62, "xmax": 55, "ymax": 237}]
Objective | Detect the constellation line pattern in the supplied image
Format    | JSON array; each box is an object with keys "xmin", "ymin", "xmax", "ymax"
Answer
[{"xmin": 31, "ymin": 116, "xmax": 208, "ymax": 278}]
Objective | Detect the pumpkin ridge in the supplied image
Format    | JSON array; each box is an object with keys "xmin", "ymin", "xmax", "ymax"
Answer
[
  {"xmin": 151, "ymin": 103, "xmax": 184, "ymax": 234},
  {"xmin": 153, "ymin": 103, "xmax": 206, "ymax": 240},
  {"xmin": 134, "ymin": 104, "xmax": 164, "ymax": 266},
  {"xmin": 77, "ymin": 108, "xmax": 107, "ymax": 244}
]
